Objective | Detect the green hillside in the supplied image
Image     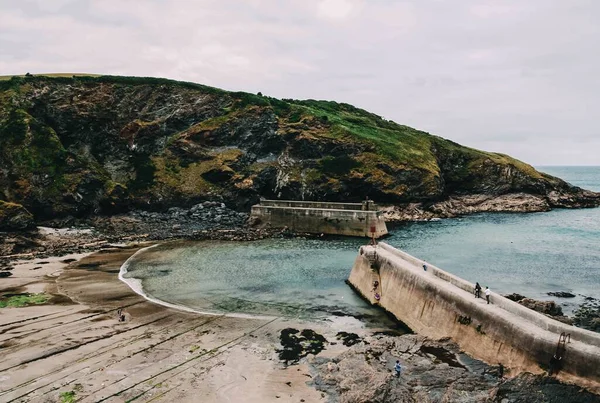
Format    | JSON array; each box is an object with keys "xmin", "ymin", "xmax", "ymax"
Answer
[{"xmin": 0, "ymin": 74, "xmax": 595, "ymax": 225}]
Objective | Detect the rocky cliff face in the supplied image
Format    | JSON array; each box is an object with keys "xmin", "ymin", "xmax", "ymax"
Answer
[{"xmin": 0, "ymin": 75, "xmax": 598, "ymax": 228}]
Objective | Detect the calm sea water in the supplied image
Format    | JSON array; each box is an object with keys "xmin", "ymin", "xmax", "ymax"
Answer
[{"xmin": 123, "ymin": 166, "xmax": 600, "ymax": 319}]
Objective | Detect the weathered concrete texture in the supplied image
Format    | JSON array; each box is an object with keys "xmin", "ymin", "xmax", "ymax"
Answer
[
  {"xmin": 258, "ymin": 200, "xmax": 366, "ymax": 210},
  {"xmin": 250, "ymin": 200, "xmax": 388, "ymax": 238},
  {"xmin": 348, "ymin": 243, "xmax": 600, "ymax": 393}
]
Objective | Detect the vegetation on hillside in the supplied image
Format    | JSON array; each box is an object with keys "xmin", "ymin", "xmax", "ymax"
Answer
[{"xmin": 0, "ymin": 74, "xmax": 594, "ymax": 226}]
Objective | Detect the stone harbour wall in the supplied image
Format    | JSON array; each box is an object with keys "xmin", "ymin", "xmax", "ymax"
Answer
[
  {"xmin": 348, "ymin": 242, "xmax": 600, "ymax": 392},
  {"xmin": 250, "ymin": 201, "xmax": 388, "ymax": 238}
]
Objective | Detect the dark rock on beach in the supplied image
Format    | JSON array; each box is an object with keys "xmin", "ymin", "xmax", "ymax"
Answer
[
  {"xmin": 0, "ymin": 200, "xmax": 35, "ymax": 231},
  {"xmin": 335, "ymin": 332, "xmax": 362, "ymax": 347},
  {"xmin": 547, "ymin": 291, "xmax": 576, "ymax": 298},
  {"xmin": 573, "ymin": 297, "xmax": 600, "ymax": 333},
  {"xmin": 502, "ymin": 294, "xmax": 573, "ymax": 325},
  {"xmin": 504, "ymin": 293, "xmax": 527, "ymax": 302},
  {"xmin": 278, "ymin": 328, "xmax": 327, "ymax": 365},
  {"xmin": 515, "ymin": 297, "xmax": 573, "ymax": 325},
  {"xmin": 518, "ymin": 298, "xmax": 564, "ymax": 317}
]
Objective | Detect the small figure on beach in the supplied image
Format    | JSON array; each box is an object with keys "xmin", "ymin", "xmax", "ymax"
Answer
[
  {"xmin": 485, "ymin": 287, "xmax": 491, "ymax": 304},
  {"xmin": 422, "ymin": 262, "xmax": 427, "ymax": 272},
  {"xmin": 394, "ymin": 360, "xmax": 402, "ymax": 377},
  {"xmin": 374, "ymin": 292, "xmax": 381, "ymax": 301},
  {"xmin": 373, "ymin": 280, "xmax": 379, "ymax": 290},
  {"xmin": 475, "ymin": 282, "xmax": 482, "ymax": 298},
  {"xmin": 117, "ymin": 308, "xmax": 126, "ymax": 322}
]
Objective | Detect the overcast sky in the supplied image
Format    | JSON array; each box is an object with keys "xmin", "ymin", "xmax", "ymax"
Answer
[{"xmin": 1, "ymin": 0, "xmax": 599, "ymax": 165}]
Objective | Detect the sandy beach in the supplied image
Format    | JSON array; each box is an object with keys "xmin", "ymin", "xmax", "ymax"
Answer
[
  {"xmin": 0, "ymin": 245, "xmax": 351, "ymax": 403},
  {"xmin": 2, "ymin": 243, "xmax": 600, "ymax": 403}
]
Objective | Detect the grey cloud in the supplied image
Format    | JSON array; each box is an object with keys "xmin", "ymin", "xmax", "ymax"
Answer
[{"xmin": 0, "ymin": 0, "xmax": 598, "ymax": 165}]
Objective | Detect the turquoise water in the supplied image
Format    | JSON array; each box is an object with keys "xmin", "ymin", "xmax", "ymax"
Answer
[{"xmin": 124, "ymin": 166, "xmax": 600, "ymax": 319}]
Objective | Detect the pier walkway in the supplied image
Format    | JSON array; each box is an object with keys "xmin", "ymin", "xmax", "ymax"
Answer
[{"xmin": 348, "ymin": 242, "xmax": 600, "ymax": 392}]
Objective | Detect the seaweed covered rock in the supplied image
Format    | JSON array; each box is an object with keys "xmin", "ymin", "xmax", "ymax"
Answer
[
  {"xmin": 0, "ymin": 200, "xmax": 35, "ymax": 231},
  {"xmin": 573, "ymin": 297, "xmax": 600, "ymax": 332}
]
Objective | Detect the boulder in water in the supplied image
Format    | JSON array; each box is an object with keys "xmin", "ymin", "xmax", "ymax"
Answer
[
  {"xmin": 547, "ymin": 291, "xmax": 576, "ymax": 298},
  {"xmin": 518, "ymin": 298, "xmax": 564, "ymax": 316},
  {"xmin": 504, "ymin": 293, "xmax": 527, "ymax": 302}
]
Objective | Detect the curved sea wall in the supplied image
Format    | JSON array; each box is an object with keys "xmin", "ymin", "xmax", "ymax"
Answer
[{"xmin": 348, "ymin": 242, "xmax": 600, "ymax": 392}]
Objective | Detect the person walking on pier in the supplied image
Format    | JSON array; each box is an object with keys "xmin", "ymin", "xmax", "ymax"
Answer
[
  {"xmin": 485, "ymin": 286, "xmax": 491, "ymax": 304},
  {"xmin": 475, "ymin": 282, "xmax": 482, "ymax": 299}
]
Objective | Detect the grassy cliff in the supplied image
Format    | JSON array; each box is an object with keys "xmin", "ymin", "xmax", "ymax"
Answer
[{"xmin": 0, "ymin": 74, "xmax": 596, "ymax": 225}]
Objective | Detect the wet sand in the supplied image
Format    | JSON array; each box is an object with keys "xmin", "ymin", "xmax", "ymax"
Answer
[{"xmin": 0, "ymin": 245, "xmax": 351, "ymax": 402}]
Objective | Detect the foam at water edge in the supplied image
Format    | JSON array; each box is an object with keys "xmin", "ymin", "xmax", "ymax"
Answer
[{"xmin": 118, "ymin": 244, "xmax": 277, "ymax": 320}]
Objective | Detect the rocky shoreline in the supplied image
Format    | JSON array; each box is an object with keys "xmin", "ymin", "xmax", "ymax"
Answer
[
  {"xmin": 2, "ymin": 200, "xmax": 600, "ymax": 336},
  {"xmin": 381, "ymin": 191, "xmax": 600, "ymax": 222},
  {"xmin": 1, "ymin": 201, "xmax": 270, "ymax": 264},
  {"xmin": 308, "ymin": 333, "xmax": 600, "ymax": 403},
  {"xmin": 3, "ymin": 194, "xmax": 600, "ymax": 263}
]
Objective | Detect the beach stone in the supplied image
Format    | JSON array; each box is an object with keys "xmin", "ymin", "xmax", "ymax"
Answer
[
  {"xmin": 518, "ymin": 298, "xmax": 563, "ymax": 316},
  {"xmin": 547, "ymin": 291, "xmax": 576, "ymax": 298},
  {"xmin": 573, "ymin": 300, "xmax": 600, "ymax": 332},
  {"xmin": 0, "ymin": 200, "xmax": 35, "ymax": 231},
  {"xmin": 504, "ymin": 293, "xmax": 527, "ymax": 302},
  {"xmin": 190, "ymin": 204, "xmax": 204, "ymax": 212}
]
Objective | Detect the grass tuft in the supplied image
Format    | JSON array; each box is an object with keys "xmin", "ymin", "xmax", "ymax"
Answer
[{"xmin": 0, "ymin": 293, "xmax": 50, "ymax": 308}]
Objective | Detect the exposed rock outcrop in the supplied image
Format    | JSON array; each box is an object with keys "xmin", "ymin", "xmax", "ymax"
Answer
[
  {"xmin": 574, "ymin": 297, "xmax": 600, "ymax": 332},
  {"xmin": 310, "ymin": 334, "xmax": 600, "ymax": 402},
  {"xmin": 0, "ymin": 200, "xmax": 35, "ymax": 231},
  {"xmin": 548, "ymin": 292, "xmax": 576, "ymax": 298},
  {"xmin": 518, "ymin": 298, "xmax": 565, "ymax": 317},
  {"xmin": 504, "ymin": 293, "xmax": 528, "ymax": 302},
  {"xmin": 503, "ymin": 294, "xmax": 573, "ymax": 325}
]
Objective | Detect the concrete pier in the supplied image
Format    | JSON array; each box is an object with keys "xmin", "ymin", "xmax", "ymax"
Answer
[
  {"xmin": 348, "ymin": 242, "xmax": 600, "ymax": 392},
  {"xmin": 250, "ymin": 199, "xmax": 388, "ymax": 238}
]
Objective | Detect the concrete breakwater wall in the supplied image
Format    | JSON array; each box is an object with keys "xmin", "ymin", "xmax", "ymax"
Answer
[
  {"xmin": 250, "ymin": 200, "xmax": 388, "ymax": 238},
  {"xmin": 258, "ymin": 200, "xmax": 366, "ymax": 210},
  {"xmin": 348, "ymin": 242, "xmax": 600, "ymax": 392}
]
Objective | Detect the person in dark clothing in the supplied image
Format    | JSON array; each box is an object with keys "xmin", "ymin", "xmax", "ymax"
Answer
[
  {"xmin": 475, "ymin": 282, "xmax": 482, "ymax": 298},
  {"xmin": 548, "ymin": 354, "xmax": 562, "ymax": 375}
]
